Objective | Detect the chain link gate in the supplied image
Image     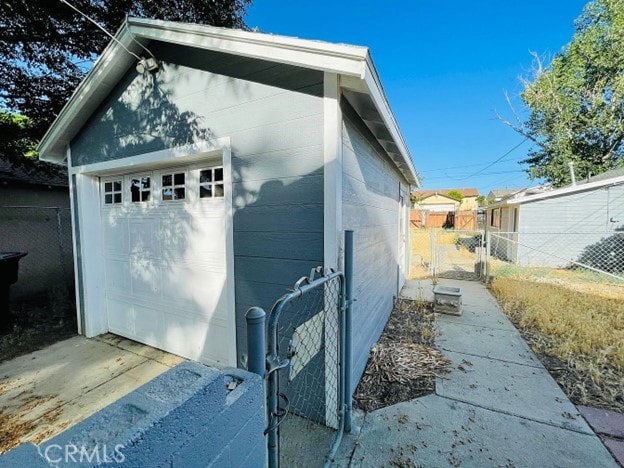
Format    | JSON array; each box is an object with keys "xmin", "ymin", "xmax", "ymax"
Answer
[
  {"xmin": 433, "ymin": 229, "xmax": 485, "ymax": 280},
  {"xmin": 246, "ymin": 232, "xmax": 354, "ymax": 468}
]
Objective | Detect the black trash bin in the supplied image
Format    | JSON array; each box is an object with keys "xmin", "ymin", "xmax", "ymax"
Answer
[{"xmin": 0, "ymin": 252, "xmax": 28, "ymax": 333}]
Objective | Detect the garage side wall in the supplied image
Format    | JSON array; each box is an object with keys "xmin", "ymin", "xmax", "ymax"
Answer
[
  {"xmin": 516, "ymin": 184, "xmax": 624, "ymax": 267},
  {"xmin": 70, "ymin": 42, "xmax": 325, "ymax": 366},
  {"xmin": 341, "ymin": 102, "xmax": 408, "ymax": 391}
]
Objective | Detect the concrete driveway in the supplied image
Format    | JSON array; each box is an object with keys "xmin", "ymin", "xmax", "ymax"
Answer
[{"xmin": 0, "ymin": 334, "xmax": 183, "ymax": 454}]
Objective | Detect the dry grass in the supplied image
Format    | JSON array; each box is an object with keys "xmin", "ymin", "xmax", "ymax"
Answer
[{"xmin": 491, "ymin": 277, "xmax": 624, "ymax": 411}]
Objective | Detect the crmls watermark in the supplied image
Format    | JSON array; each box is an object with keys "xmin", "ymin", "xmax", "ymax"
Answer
[{"xmin": 38, "ymin": 444, "xmax": 125, "ymax": 464}]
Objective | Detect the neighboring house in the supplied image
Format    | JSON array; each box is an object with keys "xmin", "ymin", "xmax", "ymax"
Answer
[
  {"xmin": 0, "ymin": 157, "xmax": 73, "ymax": 298},
  {"xmin": 486, "ymin": 170, "xmax": 624, "ymax": 266},
  {"xmin": 412, "ymin": 188, "xmax": 479, "ymax": 229},
  {"xmin": 486, "ymin": 188, "xmax": 523, "ymax": 204},
  {"xmin": 413, "ymin": 188, "xmax": 479, "ymax": 211},
  {"xmin": 38, "ymin": 18, "xmax": 419, "ymax": 398}
]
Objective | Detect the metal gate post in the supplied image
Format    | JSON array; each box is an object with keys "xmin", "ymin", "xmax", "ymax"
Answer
[
  {"xmin": 245, "ymin": 307, "xmax": 266, "ymax": 377},
  {"xmin": 344, "ymin": 230, "xmax": 354, "ymax": 433},
  {"xmin": 429, "ymin": 228, "xmax": 436, "ymax": 277},
  {"xmin": 485, "ymin": 231, "xmax": 491, "ymax": 283}
]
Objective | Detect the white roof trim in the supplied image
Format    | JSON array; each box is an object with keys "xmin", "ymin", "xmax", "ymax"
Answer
[
  {"xmin": 494, "ymin": 175, "xmax": 624, "ymax": 206},
  {"xmin": 38, "ymin": 17, "xmax": 418, "ymax": 185}
]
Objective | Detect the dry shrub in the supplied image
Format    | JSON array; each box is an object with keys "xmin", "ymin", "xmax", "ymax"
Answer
[{"xmin": 491, "ymin": 277, "xmax": 624, "ymax": 369}]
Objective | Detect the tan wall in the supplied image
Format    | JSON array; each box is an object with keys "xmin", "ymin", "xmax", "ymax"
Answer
[
  {"xmin": 415, "ymin": 194, "xmax": 459, "ymax": 211},
  {"xmin": 459, "ymin": 196, "xmax": 478, "ymax": 211},
  {"xmin": 416, "ymin": 194, "xmax": 478, "ymax": 211}
]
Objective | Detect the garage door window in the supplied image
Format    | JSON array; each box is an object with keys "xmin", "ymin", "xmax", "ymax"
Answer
[
  {"xmin": 199, "ymin": 167, "xmax": 224, "ymax": 198},
  {"xmin": 130, "ymin": 176, "xmax": 151, "ymax": 203},
  {"xmin": 162, "ymin": 172, "xmax": 185, "ymax": 201},
  {"xmin": 103, "ymin": 180, "xmax": 123, "ymax": 205}
]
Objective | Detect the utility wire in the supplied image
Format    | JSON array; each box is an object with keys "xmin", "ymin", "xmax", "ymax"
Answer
[
  {"xmin": 59, "ymin": 0, "xmax": 142, "ymax": 62},
  {"xmin": 458, "ymin": 138, "xmax": 529, "ymax": 180}
]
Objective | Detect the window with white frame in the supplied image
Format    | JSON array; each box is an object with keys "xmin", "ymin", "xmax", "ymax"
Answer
[
  {"xmin": 199, "ymin": 167, "xmax": 224, "ymax": 198},
  {"xmin": 162, "ymin": 171, "xmax": 186, "ymax": 201},
  {"xmin": 103, "ymin": 180, "xmax": 123, "ymax": 205},
  {"xmin": 130, "ymin": 176, "xmax": 151, "ymax": 202}
]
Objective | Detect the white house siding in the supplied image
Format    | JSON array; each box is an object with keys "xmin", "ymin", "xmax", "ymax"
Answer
[
  {"xmin": 70, "ymin": 42, "xmax": 325, "ymax": 365},
  {"xmin": 516, "ymin": 184, "xmax": 624, "ymax": 267},
  {"xmin": 341, "ymin": 106, "xmax": 408, "ymax": 392},
  {"xmin": 486, "ymin": 205, "xmax": 518, "ymax": 262}
]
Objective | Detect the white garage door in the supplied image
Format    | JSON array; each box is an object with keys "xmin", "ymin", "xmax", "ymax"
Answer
[{"xmin": 100, "ymin": 164, "xmax": 232, "ymax": 366}]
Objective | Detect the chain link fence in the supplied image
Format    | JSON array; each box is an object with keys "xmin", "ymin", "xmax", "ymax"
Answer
[
  {"xmin": 410, "ymin": 227, "xmax": 484, "ymax": 281},
  {"xmin": 486, "ymin": 230, "xmax": 624, "ymax": 285},
  {"xmin": 265, "ymin": 268, "xmax": 345, "ymax": 468},
  {"xmin": 0, "ymin": 206, "xmax": 76, "ymax": 326}
]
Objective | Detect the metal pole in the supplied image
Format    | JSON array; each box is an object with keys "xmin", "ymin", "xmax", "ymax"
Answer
[
  {"xmin": 344, "ymin": 230, "xmax": 353, "ymax": 433},
  {"xmin": 245, "ymin": 307, "xmax": 266, "ymax": 377},
  {"xmin": 485, "ymin": 231, "xmax": 491, "ymax": 283},
  {"xmin": 429, "ymin": 228, "xmax": 435, "ymax": 278},
  {"xmin": 56, "ymin": 208, "xmax": 68, "ymax": 286}
]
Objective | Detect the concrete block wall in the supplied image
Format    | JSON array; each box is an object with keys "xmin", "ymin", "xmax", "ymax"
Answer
[{"xmin": 0, "ymin": 362, "xmax": 266, "ymax": 467}]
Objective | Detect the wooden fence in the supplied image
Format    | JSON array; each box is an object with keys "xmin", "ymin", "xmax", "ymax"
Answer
[{"xmin": 411, "ymin": 210, "xmax": 478, "ymax": 230}]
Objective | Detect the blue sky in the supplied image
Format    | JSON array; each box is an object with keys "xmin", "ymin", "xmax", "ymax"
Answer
[{"xmin": 246, "ymin": 1, "xmax": 589, "ymax": 195}]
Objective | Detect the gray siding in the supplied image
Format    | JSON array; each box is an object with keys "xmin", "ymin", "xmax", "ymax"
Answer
[
  {"xmin": 517, "ymin": 185, "xmax": 624, "ymax": 267},
  {"xmin": 70, "ymin": 42, "xmax": 324, "ymax": 366},
  {"xmin": 341, "ymin": 103, "xmax": 407, "ymax": 393}
]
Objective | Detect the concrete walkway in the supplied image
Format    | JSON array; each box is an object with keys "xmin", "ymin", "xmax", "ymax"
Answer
[{"xmin": 336, "ymin": 278, "xmax": 617, "ymax": 467}]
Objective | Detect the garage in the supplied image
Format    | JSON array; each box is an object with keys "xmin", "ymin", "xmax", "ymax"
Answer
[
  {"xmin": 38, "ymin": 18, "xmax": 418, "ymax": 386},
  {"xmin": 100, "ymin": 163, "xmax": 231, "ymax": 365}
]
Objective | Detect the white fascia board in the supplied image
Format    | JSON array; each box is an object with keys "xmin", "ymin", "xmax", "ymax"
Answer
[
  {"xmin": 514, "ymin": 175, "xmax": 624, "ymax": 204},
  {"xmin": 128, "ymin": 17, "xmax": 369, "ymax": 76},
  {"xmin": 362, "ymin": 58, "xmax": 420, "ymax": 187}
]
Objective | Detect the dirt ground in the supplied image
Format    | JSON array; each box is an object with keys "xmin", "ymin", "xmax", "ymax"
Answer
[
  {"xmin": 354, "ymin": 299, "xmax": 450, "ymax": 412},
  {"xmin": 0, "ymin": 292, "xmax": 77, "ymax": 364}
]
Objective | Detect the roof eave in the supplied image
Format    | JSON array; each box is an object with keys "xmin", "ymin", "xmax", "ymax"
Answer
[
  {"xmin": 362, "ymin": 56, "xmax": 420, "ymax": 187},
  {"xmin": 513, "ymin": 176, "xmax": 624, "ymax": 204},
  {"xmin": 38, "ymin": 17, "xmax": 419, "ymax": 186}
]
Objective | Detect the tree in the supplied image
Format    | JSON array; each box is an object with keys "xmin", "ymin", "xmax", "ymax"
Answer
[
  {"xmin": 446, "ymin": 190, "xmax": 464, "ymax": 202},
  {"xmin": 0, "ymin": 0, "xmax": 251, "ymax": 163},
  {"xmin": 498, "ymin": 0, "xmax": 624, "ymax": 187},
  {"xmin": 476, "ymin": 195, "xmax": 487, "ymax": 207}
]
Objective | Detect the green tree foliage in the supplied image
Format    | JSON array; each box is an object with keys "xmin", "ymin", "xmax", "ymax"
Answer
[
  {"xmin": 476, "ymin": 195, "xmax": 487, "ymax": 207},
  {"xmin": 0, "ymin": 0, "xmax": 251, "ymax": 163},
  {"xmin": 500, "ymin": 0, "xmax": 624, "ymax": 187},
  {"xmin": 0, "ymin": 111, "xmax": 37, "ymax": 159},
  {"xmin": 446, "ymin": 189, "xmax": 464, "ymax": 202}
]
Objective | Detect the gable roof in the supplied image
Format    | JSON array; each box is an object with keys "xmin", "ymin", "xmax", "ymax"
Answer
[
  {"xmin": 486, "ymin": 188, "xmax": 523, "ymax": 200},
  {"xmin": 0, "ymin": 156, "xmax": 68, "ymax": 188},
  {"xmin": 581, "ymin": 166, "xmax": 624, "ymax": 184},
  {"xmin": 493, "ymin": 172, "xmax": 624, "ymax": 206},
  {"xmin": 414, "ymin": 188, "xmax": 479, "ymax": 200},
  {"xmin": 38, "ymin": 17, "xmax": 419, "ymax": 186}
]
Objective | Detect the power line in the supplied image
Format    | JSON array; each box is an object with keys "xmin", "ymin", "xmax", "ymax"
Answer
[
  {"xmin": 420, "ymin": 155, "xmax": 526, "ymax": 174},
  {"xmin": 59, "ymin": 0, "xmax": 142, "ymax": 62},
  {"xmin": 458, "ymin": 138, "xmax": 529, "ymax": 180},
  {"xmin": 424, "ymin": 169, "xmax": 525, "ymax": 181}
]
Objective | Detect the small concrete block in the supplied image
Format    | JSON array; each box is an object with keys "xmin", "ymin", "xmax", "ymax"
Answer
[
  {"xmin": 433, "ymin": 285, "xmax": 463, "ymax": 315},
  {"xmin": 578, "ymin": 405, "xmax": 624, "ymax": 438},
  {"xmin": 603, "ymin": 438, "xmax": 624, "ymax": 466},
  {"xmin": 0, "ymin": 443, "xmax": 48, "ymax": 468}
]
